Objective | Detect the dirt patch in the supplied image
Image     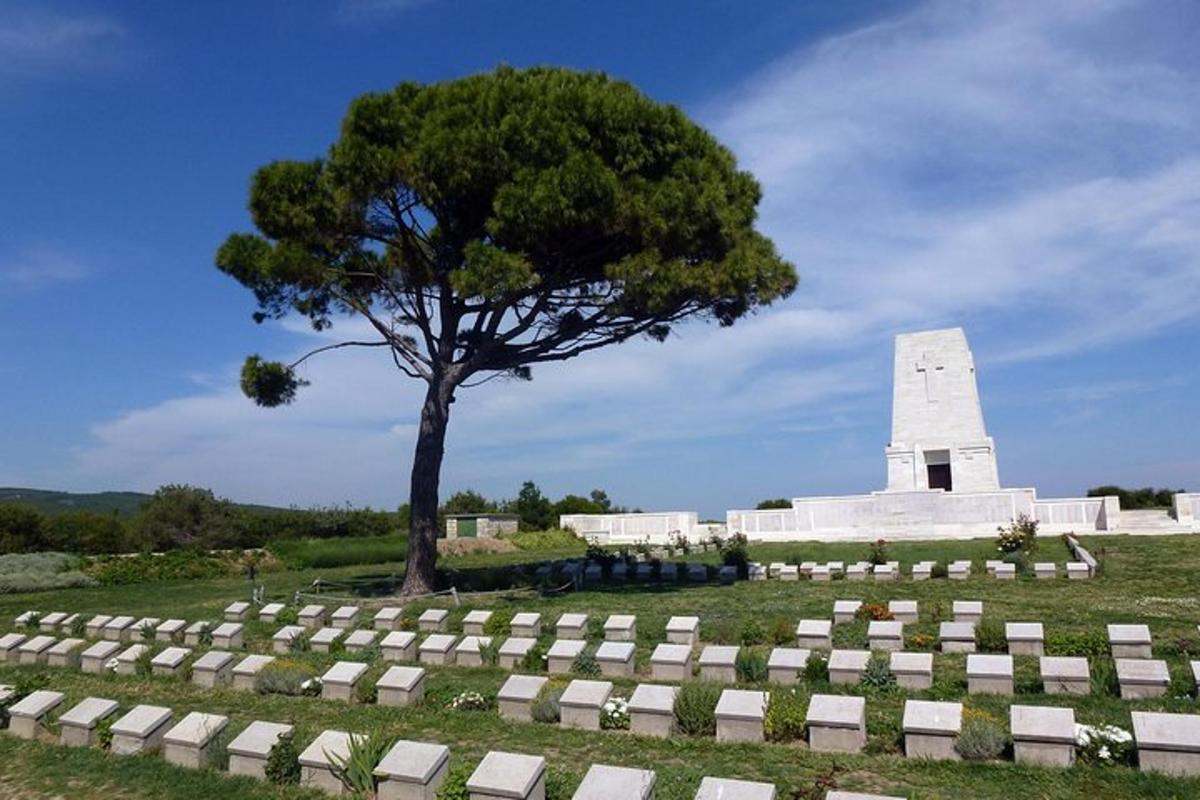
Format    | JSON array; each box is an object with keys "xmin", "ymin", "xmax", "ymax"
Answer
[{"xmin": 437, "ymin": 538, "xmax": 517, "ymax": 557}]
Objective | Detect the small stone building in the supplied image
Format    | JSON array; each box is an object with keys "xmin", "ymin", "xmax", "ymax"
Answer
[{"xmin": 445, "ymin": 513, "xmax": 519, "ymax": 540}]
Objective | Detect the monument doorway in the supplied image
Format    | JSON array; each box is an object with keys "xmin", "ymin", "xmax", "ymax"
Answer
[{"xmin": 924, "ymin": 450, "xmax": 952, "ymax": 491}]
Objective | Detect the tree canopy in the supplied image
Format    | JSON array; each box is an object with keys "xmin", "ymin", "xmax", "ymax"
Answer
[{"xmin": 216, "ymin": 66, "xmax": 797, "ymax": 593}]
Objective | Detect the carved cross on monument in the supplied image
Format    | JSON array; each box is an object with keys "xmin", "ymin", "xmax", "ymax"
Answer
[{"xmin": 915, "ymin": 352, "xmax": 945, "ymax": 403}]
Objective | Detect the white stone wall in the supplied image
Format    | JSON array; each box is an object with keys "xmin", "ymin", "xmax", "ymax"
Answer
[
  {"xmin": 559, "ymin": 512, "xmax": 699, "ymax": 544},
  {"xmin": 1174, "ymin": 493, "xmax": 1200, "ymax": 528}
]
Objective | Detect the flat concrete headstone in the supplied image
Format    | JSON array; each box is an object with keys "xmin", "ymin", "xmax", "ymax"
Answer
[
  {"xmin": 1010, "ymin": 704, "xmax": 1076, "ymax": 767},
  {"xmin": 462, "ymin": 610, "xmax": 493, "ymax": 635},
  {"xmin": 418, "ymin": 608, "xmax": 449, "ymax": 632},
  {"xmin": 163, "ymin": 711, "xmax": 230, "ymax": 769},
  {"xmin": 695, "ymin": 777, "xmax": 777, "ymax": 800},
  {"xmin": 888, "ymin": 601, "xmax": 918, "ymax": 624},
  {"xmin": 298, "ymin": 604, "xmax": 327, "ymax": 628},
  {"xmin": 952, "ymin": 601, "xmax": 983, "ymax": 623},
  {"xmin": 330, "ymin": 606, "xmax": 361, "ymax": 628},
  {"xmin": 833, "ymin": 600, "xmax": 862, "ymax": 624},
  {"xmin": 651, "ymin": 643, "xmax": 692, "ymax": 681},
  {"xmin": 211, "ymin": 622, "xmax": 244, "ymax": 648},
  {"xmin": 1006, "ymin": 622, "xmax": 1045, "ymax": 655},
  {"xmin": 419, "ymin": 633, "xmax": 458, "ymax": 665},
  {"xmin": 299, "ymin": 729, "xmax": 353, "ymax": 794},
  {"xmin": 259, "ymin": 602, "xmax": 285, "ymax": 622},
  {"xmin": 699, "ymin": 645, "xmax": 739, "ymax": 682},
  {"xmin": 595, "ymin": 641, "xmax": 635, "ymax": 677},
  {"xmin": 547, "ymin": 639, "xmax": 586, "ymax": 674},
  {"xmin": 310, "ymin": 626, "xmax": 345, "ymax": 652},
  {"xmin": 115, "ymin": 643, "xmax": 149, "ymax": 674},
  {"xmin": 46, "ymin": 637, "xmax": 85, "ymax": 667},
  {"xmin": 111, "ymin": 704, "xmax": 173, "ymax": 755},
  {"xmin": 497, "ymin": 637, "xmax": 536, "ymax": 669},
  {"xmin": 39, "ymin": 612, "xmax": 67, "ymax": 631},
  {"xmin": 666, "ymin": 615, "xmax": 700, "ymax": 645},
  {"xmin": 150, "ymin": 646, "xmax": 192, "ymax": 676},
  {"xmin": 225, "ymin": 601, "xmax": 250, "ymax": 621},
  {"xmin": 103, "ymin": 615, "xmax": 136, "ymax": 641},
  {"xmin": 1117, "ymin": 658, "xmax": 1170, "ymax": 698},
  {"xmin": 902, "ymin": 700, "xmax": 962, "ymax": 761},
  {"xmin": 272, "ymin": 625, "xmax": 306, "ymax": 653},
  {"xmin": 806, "ymin": 693, "xmax": 867, "ymax": 753},
  {"xmin": 967, "ymin": 654, "xmax": 1014, "ymax": 695},
  {"xmin": 939, "ymin": 622, "xmax": 976, "ymax": 653},
  {"xmin": 829, "ymin": 649, "xmax": 871, "ymax": 685},
  {"xmin": 0, "ymin": 632, "xmax": 27, "ymax": 662},
  {"xmin": 466, "ymin": 751, "xmax": 547, "ymax": 799},
  {"xmin": 796, "ymin": 619, "xmax": 833, "ymax": 649},
  {"xmin": 1040, "ymin": 656, "xmax": 1090, "ymax": 695},
  {"xmin": 715, "ymin": 689, "xmax": 767, "ymax": 743},
  {"xmin": 375, "ymin": 739, "xmax": 450, "ymax": 799},
  {"xmin": 556, "ymin": 613, "xmax": 588, "ymax": 639},
  {"xmin": 867, "ymin": 620, "xmax": 904, "ymax": 651},
  {"xmin": 344, "ymin": 629, "xmax": 379, "ymax": 652},
  {"xmin": 374, "ymin": 606, "xmax": 404, "ymax": 630},
  {"xmin": 1108, "ymin": 624, "xmax": 1153, "ymax": 658},
  {"xmin": 511, "ymin": 613, "xmax": 542, "ymax": 638},
  {"xmin": 85, "ymin": 614, "xmax": 112, "ymax": 637},
  {"xmin": 232, "ymin": 654, "xmax": 275, "ymax": 690},
  {"xmin": 322, "ymin": 660, "xmax": 369, "ymax": 701},
  {"xmin": 1132, "ymin": 710, "xmax": 1200, "ymax": 777},
  {"xmin": 18, "ymin": 635, "xmax": 57, "ymax": 665},
  {"xmin": 156, "ymin": 619, "xmax": 187, "ymax": 642},
  {"xmin": 58, "ymin": 697, "xmax": 120, "ymax": 747},
  {"xmin": 767, "ymin": 648, "xmax": 810, "ymax": 684},
  {"xmin": 382, "ymin": 630, "xmax": 418, "ymax": 661},
  {"xmin": 184, "ymin": 621, "xmax": 211, "ymax": 646},
  {"xmin": 572, "ymin": 764, "xmax": 656, "ymax": 800},
  {"xmin": 377, "ymin": 665, "xmax": 426, "ymax": 708},
  {"xmin": 228, "ymin": 720, "xmax": 293, "ymax": 780},
  {"xmin": 6, "ymin": 690, "xmax": 64, "ymax": 739},
  {"xmin": 628, "ymin": 683, "xmax": 678, "ymax": 738},
  {"xmin": 890, "ymin": 651, "xmax": 934, "ymax": 689},
  {"xmin": 497, "ymin": 674, "xmax": 548, "ymax": 722},
  {"xmin": 604, "ymin": 614, "xmax": 637, "ymax": 641},
  {"xmin": 192, "ymin": 650, "xmax": 235, "ymax": 687},
  {"xmin": 80, "ymin": 640, "xmax": 121, "ymax": 673},
  {"xmin": 560, "ymin": 679, "xmax": 613, "ymax": 730}
]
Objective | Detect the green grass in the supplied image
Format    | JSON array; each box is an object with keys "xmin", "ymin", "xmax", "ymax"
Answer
[
  {"xmin": 0, "ymin": 534, "xmax": 1198, "ymax": 799},
  {"xmin": 267, "ymin": 534, "xmax": 409, "ymax": 570}
]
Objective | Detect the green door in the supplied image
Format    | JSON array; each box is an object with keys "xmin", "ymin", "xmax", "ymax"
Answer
[{"xmin": 458, "ymin": 517, "xmax": 478, "ymax": 538}]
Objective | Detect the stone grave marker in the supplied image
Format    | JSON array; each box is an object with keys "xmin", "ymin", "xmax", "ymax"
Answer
[
  {"xmin": 163, "ymin": 711, "xmax": 229, "ymax": 769},
  {"xmin": 58, "ymin": 696, "xmax": 119, "ymax": 747},
  {"xmin": 806, "ymin": 693, "xmax": 866, "ymax": 753},
  {"xmin": 110, "ymin": 704, "xmax": 173, "ymax": 755},
  {"xmin": 628, "ymin": 683, "xmax": 677, "ymax": 738},
  {"xmin": 715, "ymin": 689, "xmax": 766, "ymax": 743}
]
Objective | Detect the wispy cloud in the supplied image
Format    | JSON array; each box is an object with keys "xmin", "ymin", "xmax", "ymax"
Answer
[
  {"xmin": 0, "ymin": 9, "xmax": 125, "ymax": 76},
  {"xmin": 59, "ymin": 0, "xmax": 1200, "ymax": 508},
  {"xmin": 1, "ymin": 246, "xmax": 89, "ymax": 290},
  {"xmin": 336, "ymin": 0, "xmax": 436, "ymax": 24}
]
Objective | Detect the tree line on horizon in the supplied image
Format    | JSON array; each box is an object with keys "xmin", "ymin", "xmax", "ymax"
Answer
[{"xmin": 0, "ymin": 481, "xmax": 628, "ymax": 556}]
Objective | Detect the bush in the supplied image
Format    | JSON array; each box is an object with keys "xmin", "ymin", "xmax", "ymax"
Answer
[
  {"xmin": 520, "ymin": 641, "xmax": 548, "ymax": 672},
  {"xmin": 1090, "ymin": 658, "xmax": 1120, "ymax": 696},
  {"xmin": 764, "ymin": 689, "xmax": 807, "ymax": 742},
  {"xmin": 570, "ymin": 652, "xmax": 601, "ymax": 677},
  {"xmin": 930, "ymin": 562, "xmax": 948, "ymax": 579},
  {"xmin": 955, "ymin": 717, "xmax": 1008, "ymax": 760},
  {"xmin": 265, "ymin": 731, "xmax": 301, "ymax": 784},
  {"xmin": 859, "ymin": 654, "xmax": 897, "ymax": 690},
  {"xmin": 600, "ymin": 696, "xmax": 630, "ymax": 730},
  {"xmin": 255, "ymin": 661, "xmax": 318, "ymax": 696},
  {"xmin": 804, "ymin": 651, "xmax": 829, "ymax": 684},
  {"xmin": 1001, "ymin": 550, "xmax": 1029, "ymax": 575},
  {"xmin": 673, "ymin": 683, "xmax": 721, "ymax": 736},
  {"xmin": 268, "ymin": 535, "xmax": 408, "ymax": 569},
  {"xmin": 1046, "ymin": 630, "xmax": 1109, "ymax": 657},
  {"xmin": 735, "ymin": 649, "xmax": 768, "ymax": 683},
  {"xmin": 0, "ymin": 504, "xmax": 46, "ymax": 554},
  {"xmin": 855, "ymin": 603, "xmax": 893, "ymax": 622},
  {"xmin": 996, "ymin": 514, "xmax": 1037, "ymax": 555},
  {"xmin": 975, "ymin": 619, "xmax": 1007, "ymax": 653},
  {"xmin": 481, "ymin": 611, "xmax": 512, "ymax": 637},
  {"xmin": 769, "ymin": 617, "xmax": 795, "ymax": 645},
  {"xmin": 719, "ymin": 533, "xmax": 750, "ymax": 577},
  {"xmin": 740, "ymin": 619, "xmax": 767, "ymax": 646},
  {"xmin": 436, "ymin": 764, "xmax": 473, "ymax": 800},
  {"xmin": 505, "ymin": 529, "xmax": 586, "ymax": 551},
  {"xmin": 531, "ymin": 688, "xmax": 563, "ymax": 723},
  {"xmin": 867, "ymin": 538, "xmax": 890, "ymax": 565},
  {"xmin": 1076, "ymin": 723, "xmax": 1135, "ymax": 765},
  {"xmin": 0, "ymin": 552, "xmax": 97, "ymax": 594},
  {"xmin": 86, "ymin": 550, "xmax": 256, "ymax": 586}
]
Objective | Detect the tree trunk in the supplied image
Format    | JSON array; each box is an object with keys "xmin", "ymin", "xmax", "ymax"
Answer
[{"xmin": 401, "ymin": 376, "xmax": 453, "ymax": 595}]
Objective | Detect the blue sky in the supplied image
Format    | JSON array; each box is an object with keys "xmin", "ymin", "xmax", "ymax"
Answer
[{"xmin": 1, "ymin": 0, "xmax": 1197, "ymax": 517}]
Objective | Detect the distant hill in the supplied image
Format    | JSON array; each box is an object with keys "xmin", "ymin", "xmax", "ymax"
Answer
[{"xmin": 0, "ymin": 487, "xmax": 286, "ymax": 517}]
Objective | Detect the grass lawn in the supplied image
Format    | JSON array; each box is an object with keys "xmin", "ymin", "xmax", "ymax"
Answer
[{"xmin": 0, "ymin": 533, "xmax": 1198, "ymax": 799}]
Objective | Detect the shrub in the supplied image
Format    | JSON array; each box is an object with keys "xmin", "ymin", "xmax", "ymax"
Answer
[
  {"xmin": 855, "ymin": 603, "xmax": 894, "ymax": 622},
  {"xmin": 996, "ymin": 514, "xmax": 1038, "ymax": 555},
  {"xmin": 506, "ymin": 529, "xmax": 586, "ymax": 551},
  {"xmin": 719, "ymin": 533, "xmax": 750, "ymax": 577},
  {"xmin": 69, "ymin": 615, "xmax": 86, "ymax": 637},
  {"xmin": 1001, "ymin": 550, "xmax": 1029, "ymax": 575},
  {"xmin": 570, "ymin": 652, "xmax": 601, "ymax": 677},
  {"xmin": 86, "ymin": 550, "xmax": 247, "ymax": 586},
  {"xmin": 673, "ymin": 683, "xmax": 721, "ymax": 736},
  {"xmin": 268, "ymin": 535, "xmax": 408, "ymax": 570},
  {"xmin": 140, "ymin": 622, "xmax": 157, "ymax": 642},
  {"xmin": 735, "ymin": 649, "xmax": 768, "ymax": 683},
  {"xmin": 600, "ymin": 696, "xmax": 630, "ymax": 730},
  {"xmin": 908, "ymin": 633, "xmax": 934, "ymax": 650},
  {"xmin": 1076, "ymin": 723, "xmax": 1135, "ymax": 766},
  {"xmin": 436, "ymin": 764, "xmax": 473, "ymax": 800},
  {"xmin": 764, "ymin": 688, "xmax": 807, "ymax": 742},
  {"xmin": 265, "ymin": 731, "xmax": 301, "ymax": 784},
  {"xmin": 448, "ymin": 691, "xmax": 492, "ymax": 711},
  {"xmin": 955, "ymin": 718, "xmax": 1008, "ymax": 760},
  {"xmin": 0, "ymin": 552, "xmax": 97, "ymax": 594},
  {"xmin": 95, "ymin": 718, "xmax": 114, "ymax": 751},
  {"xmin": 520, "ymin": 641, "xmax": 548, "ymax": 672},
  {"xmin": 740, "ymin": 619, "xmax": 767, "ymax": 646},
  {"xmin": 482, "ymin": 611, "xmax": 512, "ymax": 637},
  {"xmin": 329, "ymin": 731, "xmax": 395, "ymax": 796},
  {"xmin": 769, "ymin": 617, "xmax": 795, "ymax": 645},
  {"xmin": 930, "ymin": 562, "xmax": 948, "ymax": 579},
  {"xmin": 478, "ymin": 639, "xmax": 500, "ymax": 667},
  {"xmin": 867, "ymin": 538, "xmax": 890, "ymax": 565},
  {"xmin": 134, "ymin": 647, "xmax": 154, "ymax": 677},
  {"xmin": 531, "ymin": 688, "xmax": 563, "ymax": 723},
  {"xmin": 255, "ymin": 661, "xmax": 317, "ymax": 696},
  {"xmin": 1090, "ymin": 658, "xmax": 1120, "ymax": 696},
  {"xmin": 804, "ymin": 651, "xmax": 829, "ymax": 683},
  {"xmin": 1046, "ymin": 630, "xmax": 1109, "ymax": 657},
  {"xmin": 859, "ymin": 654, "xmax": 897, "ymax": 690},
  {"xmin": 974, "ymin": 619, "xmax": 1007, "ymax": 653}
]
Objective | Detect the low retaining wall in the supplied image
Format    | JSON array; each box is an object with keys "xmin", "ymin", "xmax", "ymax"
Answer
[
  {"xmin": 1174, "ymin": 493, "xmax": 1200, "ymax": 529},
  {"xmin": 559, "ymin": 512, "xmax": 699, "ymax": 545}
]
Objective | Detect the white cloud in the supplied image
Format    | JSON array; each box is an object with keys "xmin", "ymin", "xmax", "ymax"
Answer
[
  {"xmin": 57, "ymin": 0, "xmax": 1200, "ymax": 508},
  {"xmin": 0, "ymin": 9, "xmax": 124, "ymax": 75},
  {"xmin": 1, "ymin": 246, "xmax": 89, "ymax": 289}
]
